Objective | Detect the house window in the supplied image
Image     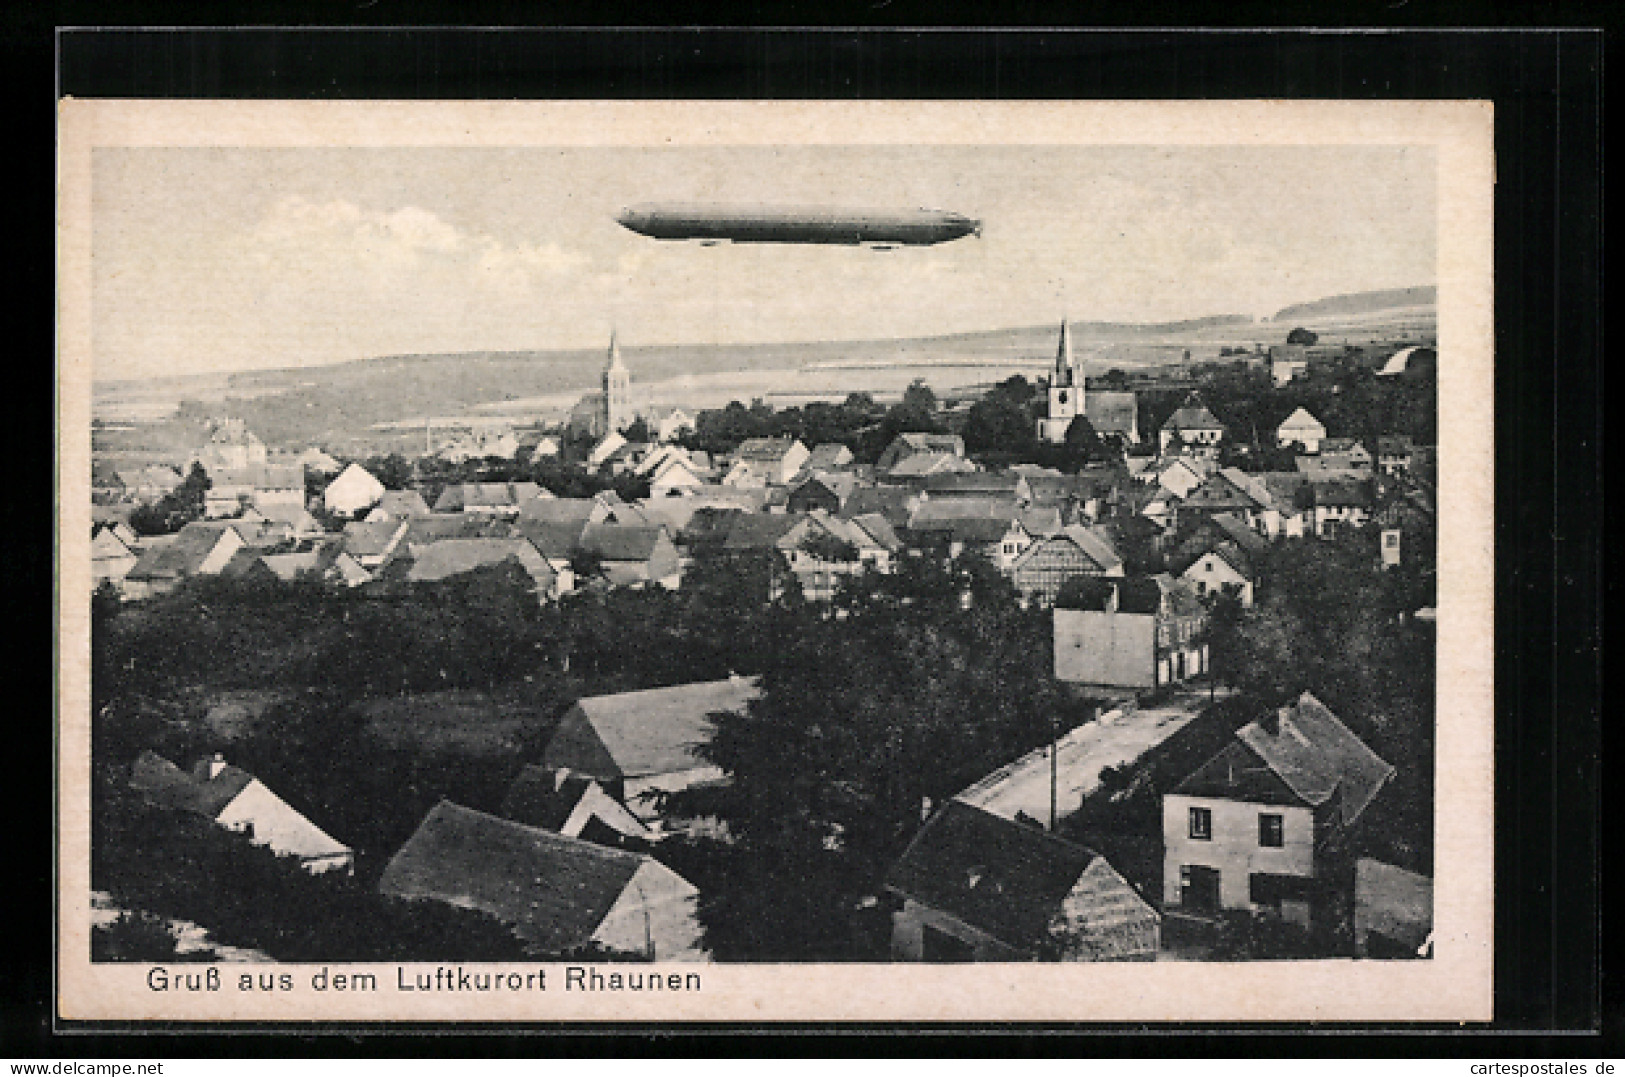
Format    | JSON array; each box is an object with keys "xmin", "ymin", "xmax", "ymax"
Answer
[
  {"xmin": 1188, "ymin": 806, "xmax": 1212, "ymax": 840},
  {"xmin": 1258, "ymin": 813, "xmax": 1284, "ymax": 848}
]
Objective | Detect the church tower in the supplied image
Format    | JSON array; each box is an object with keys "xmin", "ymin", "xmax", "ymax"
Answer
[
  {"xmin": 602, "ymin": 331, "xmax": 632, "ymax": 435},
  {"xmin": 1037, "ymin": 318, "xmax": 1084, "ymax": 443}
]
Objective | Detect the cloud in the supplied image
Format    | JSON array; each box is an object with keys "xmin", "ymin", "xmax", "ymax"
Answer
[{"xmin": 246, "ymin": 196, "xmax": 583, "ymax": 290}]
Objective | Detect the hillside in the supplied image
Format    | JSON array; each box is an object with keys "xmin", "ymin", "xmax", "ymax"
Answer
[
  {"xmin": 92, "ymin": 289, "xmax": 1433, "ymax": 455},
  {"xmin": 1272, "ymin": 285, "xmax": 1436, "ymax": 324}
]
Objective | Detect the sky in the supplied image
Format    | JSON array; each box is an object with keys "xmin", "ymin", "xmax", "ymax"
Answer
[{"xmin": 91, "ymin": 144, "xmax": 1435, "ymax": 383}]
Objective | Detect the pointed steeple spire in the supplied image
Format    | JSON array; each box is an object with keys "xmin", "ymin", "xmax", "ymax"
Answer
[
  {"xmin": 1054, "ymin": 317, "xmax": 1073, "ymax": 387},
  {"xmin": 607, "ymin": 329, "xmax": 626, "ymax": 372}
]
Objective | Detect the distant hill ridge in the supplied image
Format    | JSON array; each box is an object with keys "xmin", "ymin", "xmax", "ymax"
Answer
[{"xmin": 1272, "ymin": 285, "xmax": 1436, "ymax": 323}]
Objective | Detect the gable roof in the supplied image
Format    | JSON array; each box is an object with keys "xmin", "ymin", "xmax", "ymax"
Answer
[
  {"xmin": 887, "ymin": 452, "xmax": 976, "ymax": 478},
  {"xmin": 1183, "ymin": 693, "xmax": 1394, "ymax": 825},
  {"xmin": 499, "ymin": 766, "xmax": 655, "ymax": 843},
  {"xmin": 209, "ymin": 465, "xmax": 304, "ymax": 491},
  {"xmin": 1182, "ymin": 472, "xmax": 1263, "ymax": 513},
  {"xmin": 500, "ymin": 766, "xmax": 600, "ymax": 832},
  {"xmin": 125, "ymin": 521, "xmax": 242, "ymax": 581},
  {"xmin": 371, "ymin": 489, "xmax": 431, "ymax": 518},
  {"xmin": 517, "ymin": 497, "xmax": 599, "ymax": 526},
  {"xmin": 396, "ymin": 514, "xmax": 515, "ymax": 547},
  {"xmin": 839, "ymin": 486, "xmax": 918, "ymax": 528},
  {"xmin": 885, "ymin": 800, "xmax": 1104, "ymax": 949},
  {"xmin": 804, "ymin": 443, "xmax": 855, "ymax": 471},
  {"xmin": 129, "ymin": 751, "xmax": 255, "ymax": 819},
  {"xmin": 907, "ymin": 497, "xmax": 1022, "ymax": 545},
  {"xmin": 1161, "ymin": 395, "xmax": 1226, "ymax": 433},
  {"xmin": 560, "ymin": 677, "xmax": 762, "ymax": 778},
  {"xmin": 1376, "ymin": 434, "xmax": 1415, "ymax": 456},
  {"xmin": 432, "ymin": 482, "xmax": 540, "ymax": 512},
  {"xmin": 789, "ymin": 471, "xmax": 859, "ymax": 505},
  {"xmin": 845, "ymin": 512, "xmax": 902, "ymax": 551},
  {"xmin": 401, "ymin": 538, "xmax": 556, "ymax": 589},
  {"xmin": 734, "ymin": 437, "xmax": 804, "ymax": 463},
  {"xmin": 1311, "ymin": 478, "xmax": 1372, "ymax": 507},
  {"xmin": 511, "ymin": 518, "xmax": 588, "ymax": 561},
  {"xmin": 341, "ymin": 519, "xmax": 409, "ymax": 559},
  {"xmin": 379, "ymin": 801, "xmax": 658, "ymax": 954},
  {"xmin": 721, "ymin": 512, "xmax": 806, "ymax": 551},
  {"xmin": 1277, "ymin": 407, "xmax": 1326, "ymax": 434},
  {"xmin": 1084, "ymin": 391, "xmax": 1138, "ymax": 436},
  {"xmin": 923, "ymin": 471, "xmax": 1017, "ymax": 496},
  {"xmin": 888, "ymin": 432, "xmax": 965, "ymax": 457},
  {"xmin": 1057, "ymin": 524, "xmax": 1124, "ymax": 574},
  {"xmin": 580, "ymin": 523, "xmax": 669, "ymax": 563}
]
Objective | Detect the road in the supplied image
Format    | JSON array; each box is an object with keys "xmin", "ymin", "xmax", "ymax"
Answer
[{"xmin": 954, "ymin": 688, "xmax": 1233, "ymax": 829}]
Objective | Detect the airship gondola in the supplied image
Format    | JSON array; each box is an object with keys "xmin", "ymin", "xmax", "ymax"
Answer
[{"xmin": 616, "ymin": 203, "xmax": 981, "ymax": 247}]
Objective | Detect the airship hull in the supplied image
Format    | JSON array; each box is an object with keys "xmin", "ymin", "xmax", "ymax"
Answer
[{"xmin": 617, "ymin": 204, "xmax": 980, "ymax": 246}]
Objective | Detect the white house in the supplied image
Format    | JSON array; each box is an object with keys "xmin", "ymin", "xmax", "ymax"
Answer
[
  {"xmin": 649, "ymin": 457, "xmax": 709, "ymax": 498},
  {"xmin": 130, "ymin": 752, "xmax": 354, "ymax": 874},
  {"xmin": 586, "ymin": 431, "xmax": 628, "ymax": 470},
  {"xmin": 1275, "ymin": 407, "xmax": 1327, "ymax": 454},
  {"xmin": 1161, "ymin": 693, "xmax": 1394, "ymax": 927},
  {"xmin": 323, "ymin": 463, "xmax": 387, "ymax": 518}
]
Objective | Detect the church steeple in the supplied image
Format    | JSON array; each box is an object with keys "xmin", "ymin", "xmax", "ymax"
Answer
[
  {"xmin": 1054, "ymin": 317, "xmax": 1075, "ymax": 388},
  {"xmin": 601, "ymin": 330, "xmax": 632, "ymax": 435},
  {"xmin": 1037, "ymin": 318, "xmax": 1084, "ymax": 444}
]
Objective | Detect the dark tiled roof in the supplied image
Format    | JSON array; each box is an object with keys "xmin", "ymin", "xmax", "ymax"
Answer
[
  {"xmin": 378, "ymin": 801, "xmax": 650, "ymax": 953},
  {"xmin": 1173, "ymin": 740, "xmax": 1305, "ymax": 806},
  {"xmin": 1161, "ymin": 403, "xmax": 1225, "ymax": 432},
  {"xmin": 923, "ymin": 472, "xmax": 1019, "ymax": 495},
  {"xmin": 402, "ymin": 539, "xmax": 556, "ymax": 589},
  {"xmin": 373, "ymin": 490, "xmax": 431, "ymax": 517},
  {"xmin": 550, "ymin": 678, "xmax": 761, "ymax": 779},
  {"xmin": 516, "ymin": 497, "xmax": 598, "ymax": 526},
  {"xmin": 500, "ymin": 766, "xmax": 598, "ymax": 832},
  {"xmin": 804, "ymin": 444, "xmax": 855, "ymax": 470},
  {"xmin": 210, "ymin": 465, "xmax": 304, "ymax": 490},
  {"xmin": 129, "ymin": 751, "xmax": 255, "ymax": 819},
  {"xmin": 1311, "ymin": 479, "xmax": 1372, "ymax": 507},
  {"xmin": 721, "ymin": 513, "xmax": 805, "ymax": 551},
  {"xmin": 126, "ymin": 521, "xmax": 240, "ymax": 581},
  {"xmin": 1234, "ymin": 693, "xmax": 1394, "ymax": 826},
  {"xmin": 735, "ymin": 437, "xmax": 804, "ymax": 463},
  {"xmin": 581, "ymin": 523, "xmax": 668, "ymax": 563},
  {"xmin": 839, "ymin": 486, "xmax": 918, "ymax": 528},
  {"xmin": 885, "ymin": 800, "xmax": 1103, "ymax": 950},
  {"xmin": 341, "ymin": 519, "xmax": 408, "ymax": 558},
  {"xmin": 1084, "ymin": 391, "xmax": 1138, "ymax": 436}
]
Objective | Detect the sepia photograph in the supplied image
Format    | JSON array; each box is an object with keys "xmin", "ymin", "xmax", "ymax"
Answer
[{"xmin": 56, "ymin": 99, "xmax": 1494, "ymax": 1022}]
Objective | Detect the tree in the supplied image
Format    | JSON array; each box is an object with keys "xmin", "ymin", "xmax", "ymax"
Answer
[
  {"xmin": 962, "ymin": 386, "xmax": 1039, "ymax": 460},
  {"xmin": 1053, "ymin": 575, "xmax": 1116, "ymax": 611},
  {"xmin": 1060, "ymin": 415, "xmax": 1103, "ymax": 470},
  {"xmin": 365, "ymin": 454, "xmax": 415, "ymax": 491},
  {"xmin": 622, "ymin": 417, "xmax": 652, "ymax": 443},
  {"xmin": 130, "ymin": 463, "xmax": 212, "ymax": 536},
  {"xmin": 900, "ymin": 378, "xmax": 937, "ymax": 415},
  {"xmin": 1286, "ymin": 327, "xmax": 1319, "ymax": 345}
]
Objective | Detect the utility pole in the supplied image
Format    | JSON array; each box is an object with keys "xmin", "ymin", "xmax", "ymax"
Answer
[{"xmin": 1049, "ymin": 708, "xmax": 1059, "ymax": 831}]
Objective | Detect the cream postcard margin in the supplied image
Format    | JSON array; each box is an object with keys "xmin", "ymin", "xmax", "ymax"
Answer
[{"xmin": 56, "ymin": 99, "xmax": 1494, "ymax": 1023}]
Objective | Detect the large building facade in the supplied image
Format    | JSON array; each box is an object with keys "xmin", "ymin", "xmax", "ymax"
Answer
[{"xmin": 1036, "ymin": 320, "xmax": 1140, "ymax": 445}]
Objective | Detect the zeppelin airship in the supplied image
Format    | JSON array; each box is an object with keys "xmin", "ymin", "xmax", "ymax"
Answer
[{"xmin": 616, "ymin": 203, "xmax": 981, "ymax": 247}]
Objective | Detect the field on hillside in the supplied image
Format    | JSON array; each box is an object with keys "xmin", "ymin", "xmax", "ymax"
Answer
[{"xmin": 91, "ymin": 290, "xmax": 1436, "ymax": 456}]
